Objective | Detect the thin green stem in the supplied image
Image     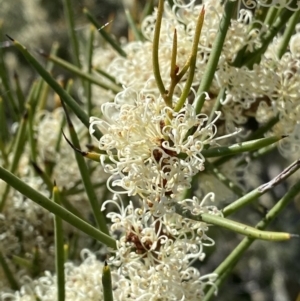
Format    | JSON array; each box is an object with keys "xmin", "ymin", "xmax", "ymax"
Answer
[
  {"xmin": 0, "ymin": 97, "xmax": 9, "ymax": 144},
  {"xmin": 31, "ymin": 161, "xmax": 53, "ymax": 192},
  {"xmin": 253, "ymin": 5, "xmax": 270, "ymax": 27},
  {"xmin": 203, "ymin": 269, "xmax": 229, "ymax": 301},
  {"xmin": 60, "ymin": 196, "xmax": 87, "ymax": 221},
  {"xmin": 152, "ymin": 0, "xmax": 167, "ymax": 100},
  {"xmin": 63, "ymin": 244, "xmax": 69, "ymax": 262},
  {"xmin": 93, "ymin": 66, "xmax": 119, "ymax": 84},
  {"xmin": 27, "ymin": 105, "xmax": 38, "ymax": 163},
  {"xmin": 55, "ymin": 80, "xmax": 72, "ymax": 153},
  {"xmin": 205, "ymin": 161, "xmax": 244, "ymax": 197},
  {"xmin": 0, "ymin": 37, "xmax": 18, "ymax": 120},
  {"xmin": 207, "ymin": 88, "xmax": 225, "ymax": 125},
  {"xmin": 0, "ymin": 166, "xmax": 116, "ymax": 249},
  {"xmin": 0, "ymin": 110, "xmax": 28, "ymax": 212},
  {"xmin": 174, "ymin": 7, "xmax": 205, "ymax": 112},
  {"xmin": 31, "ymin": 246, "xmax": 41, "ymax": 277},
  {"xmin": 12, "ymin": 255, "xmax": 32, "ymax": 269},
  {"xmin": 38, "ymin": 81, "xmax": 50, "ymax": 111},
  {"xmin": 223, "ymin": 159, "xmax": 300, "ymax": 216},
  {"xmin": 0, "ymin": 140, "xmax": 8, "ymax": 167},
  {"xmin": 195, "ymin": 0, "xmax": 237, "ymax": 114},
  {"xmin": 243, "ymin": 3, "xmax": 298, "ymax": 68},
  {"xmin": 8, "ymin": 111, "xmax": 28, "ymax": 174},
  {"xmin": 55, "ymin": 116, "xmax": 67, "ymax": 153},
  {"xmin": 13, "ymin": 71, "xmax": 25, "ymax": 113},
  {"xmin": 53, "ymin": 184, "xmax": 65, "ymax": 301},
  {"xmin": 176, "ymin": 58, "xmax": 191, "ymax": 82},
  {"xmin": 64, "ymin": 181, "xmax": 106, "ymax": 197},
  {"xmin": 165, "ymin": 29, "xmax": 178, "ymax": 107},
  {"xmin": 170, "ymin": 29, "xmax": 177, "ymax": 79},
  {"xmin": 102, "ymin": 262, "xmax": 114, "ymax": 301},
  {"xmin": 201, "ymin": 135, "xmax": 284, "ymax": 158},
  {"xmin": 277, "ymin": 9, "xmax": 300, "ymax": 59},
  {"xmin": 38, "ymin": 42, "xmax": 60, "ymax": 111},
  {"xmin": 83, "ymin": 8, "xmax": 126, "ymax": 57},
  {"xmin": 125, "ymin": 9, "xmax": 144, "ymax": 41},
  {"xmin": 25, "ymin": 80, "xmax": 38, "ymax": 108},
  {"xmin": 141, "ymin": 0, "xmax": 154, "ymax": 20},
  {"xmin": 62, "ymin": 104, "xmax": 109, "ymax": 235},
  {"xmin": 68, "ymin": 232, "xmax": 80, "ymax": 260},
  {"xmin": 62, "ymin": 0, "xmax": 81, "ymax": 67},
  {"xmin": 41, "ymin": 53, "xmax": 122, "ymax": 93},
  {"xmin": 175, "ymin": 205, "xmax": 291, "ymax": 241},
  {"xmin": 247, "ymin": 115, "xmax": 279, "ymax": 140},
  {"xmin": 236, "ymin": 143, "xmax": 276, "ymax": 167},
  {"xmin": 264, "ymin": 6, "xmax": 279, "ymax": 27},
  {"xmin": 233, "ymin": 5, "xmax": 276, "ymax": 67},
  {"xmin": 86, "ymin": 25, "xmax": 95, "ymax": 119},
  {"xmin": 213, "ymin": 118, "xmax": 279, "ymax": 168}
]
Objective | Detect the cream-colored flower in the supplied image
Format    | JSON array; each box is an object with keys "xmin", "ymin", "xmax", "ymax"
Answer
[{"xmin": 90, "ymin": 87, "xmax": 235, "ymax": 205}]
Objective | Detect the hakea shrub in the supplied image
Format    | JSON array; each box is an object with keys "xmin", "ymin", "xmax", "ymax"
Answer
[{"xmin": 1, "ymin": 0, "xmax": 300, "ymax": 300}]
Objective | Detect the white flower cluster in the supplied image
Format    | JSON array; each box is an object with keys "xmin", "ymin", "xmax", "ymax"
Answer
[
  {"xmin": 222, "ymin": 33, "xmax": 300, "ymax": 142},
  {"xmin": 90, "ymin": 88, "xmax": 233, "ymax": 209},
  {"xmin": 1, "ymin": 250, "xmax": 105, "ymax": 301},
  {"xmin": 2, "ymin": 189, "xmax": 218, "ymax": 300},
  {"xmin": 105, "ymin": 193, "xmax": 219, "ymax": 300},
  {"xmin": 93, "ymin": 0, "xmax": 300, "ymax": 155},
  {"xmin": 87, "ymin": 1, "xmax": 246, "ymax": 298},
  {"xmin": 88, "ymin": 1, "xmax": 246, "ymax": 298}
]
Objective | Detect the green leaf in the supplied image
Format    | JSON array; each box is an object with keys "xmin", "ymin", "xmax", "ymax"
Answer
[
  {"xmin": 201, "ymin": 135, "xmax": 284, "ymax": 158},
  {"xmin": 175, "ymin": 204, "xmax": 292, "ymax": 241},
  {"xmin": 61, "ymin": 102, "xmax": 109, "ymax": 235},
  {"xmin": 53, "ymin": 183, "xmax": 65, "ymax": 301},
  {"xmin": 102, "ymin": 262, "xmax": 114, "ymax": 301}
]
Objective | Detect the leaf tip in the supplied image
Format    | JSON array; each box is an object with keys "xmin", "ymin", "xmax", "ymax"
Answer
[{"xmin": 5, "ymin": 34, "xmax": 14, "ymax": 42}]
